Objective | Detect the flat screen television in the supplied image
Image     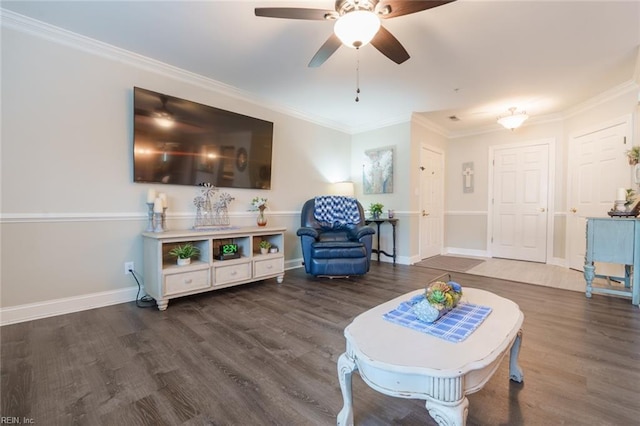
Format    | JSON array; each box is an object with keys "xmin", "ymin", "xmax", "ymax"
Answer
[{"xmin": 133, "ymin": 87, "xmax": 273, "ymax": 189}]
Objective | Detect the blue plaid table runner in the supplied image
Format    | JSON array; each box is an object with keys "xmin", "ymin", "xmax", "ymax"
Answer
[{"xmin": 383, "ymin": 295, "xmax": 492, "ymax": 343}]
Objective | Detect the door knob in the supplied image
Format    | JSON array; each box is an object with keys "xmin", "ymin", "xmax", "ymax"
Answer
[
  {"xmin": 570, "ymin": 208, "xmax": 577, "ymax": 213},
  {"xmin": 422, "ymin": 210, "xmax": 429, "ymax": 217},
  {"xmin": 540, "ymin": 207, "xmax": 546, "ymax": 212}
]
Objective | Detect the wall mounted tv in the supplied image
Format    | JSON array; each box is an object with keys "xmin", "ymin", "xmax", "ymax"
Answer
[{"xmin": 133, "ymin": 87, "xmax": 273, "ymax": 189}]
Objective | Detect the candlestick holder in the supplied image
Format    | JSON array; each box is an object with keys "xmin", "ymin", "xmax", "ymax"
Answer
[
  {"xmin": 161, "ymin": 207, "xmax": 168, "ymax": 231},
  {"xmin": 153, "ymin": 212, "xmax": 164, "ymax": 232},
  {"xmin": 146, "ymin": 202, "xmax": 155, "ymax": 232}
]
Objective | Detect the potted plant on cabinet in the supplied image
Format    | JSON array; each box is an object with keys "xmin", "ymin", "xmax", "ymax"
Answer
[
  {"xmin": 169, "ymin": 243, "xmax": 200, "ymax": 266},
  {"xmin": 369, "ymin": 202, "xmax": 384, "ymax": 219},
  {"xmin": 627, "ymin": 146, "xmax": 640, "ymax": 165},
  {"xmin": 259, "ymin": 240, "xmax": 272, "ymax": 254}
]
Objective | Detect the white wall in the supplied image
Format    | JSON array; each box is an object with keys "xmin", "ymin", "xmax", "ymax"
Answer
[
  {"xmin": 0, "ymin": 23, "xmax": 351, "ymax": 319},
  {"xmin": 351, "ymin": 122, "xmax": 412, "ymax": 263},
  {"xmin": 348, "ymin": 119, "xmax": 450, "ymax": 264},
  {"xmin": 443, "ymin": 86, "xmax": 639, "ymax": 259}
]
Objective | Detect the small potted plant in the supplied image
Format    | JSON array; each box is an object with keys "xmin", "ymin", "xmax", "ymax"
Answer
[
  {"xmin": 259, "ymin": 240, "xmax": 272, "ymax": 254},
  {"xmin": 169, "ymin": 243, "xmax": 200, "ymax": 266},
  {"xmin": 369, "ymin": 202, "xmax": 384, "ymax": 219},
  {"xmin": 627, "ymin": 146, "xmax": 640, "ymax": 165},
  {"xmin": 625, "ymin": 188, "xmax": 636, "ymax": 208}
]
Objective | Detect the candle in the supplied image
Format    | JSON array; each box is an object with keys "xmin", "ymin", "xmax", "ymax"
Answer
[
  {"xmin": 153, "ymin": 197, "xmax": 163, "ymax": 213},
  {"xmin": 617, "ymin": 187, "xmax": 626, "ymax": 201},
  {"xmin": 147, "ymin": 189, "xmax": 156, "ymax": 204},
  {"xmin": 158, "ymin": 192, "xmax": 167, "ymax": 208}
]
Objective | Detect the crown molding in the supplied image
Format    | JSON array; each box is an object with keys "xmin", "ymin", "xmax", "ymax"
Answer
[
  {"xmin": 562, "ymin": 80, "xmax": 639, "ymax": 119},
  {"xmin": 350, "ymin": 113, "xmax": 412, "ymax": 134},
  {"xmin": 411, "ymin": 114, "xmax": 449, "ymax": 138},
  {"xmin": 0, "ymin": 8, "xmax": 355, "ymax": 134}
]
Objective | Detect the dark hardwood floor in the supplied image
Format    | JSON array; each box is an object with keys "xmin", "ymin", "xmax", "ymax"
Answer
[{"xmin": 2, "ymin": 263, "xmax": 639, "ymax": 425}]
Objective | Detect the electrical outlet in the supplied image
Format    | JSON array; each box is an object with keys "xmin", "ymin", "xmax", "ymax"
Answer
[{"xmin": 124, "ymin": 261, "xmax": 134, "ymax": 275}]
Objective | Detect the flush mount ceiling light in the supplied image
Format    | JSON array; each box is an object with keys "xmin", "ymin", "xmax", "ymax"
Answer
[
  {"xmin": 334, "ymin": 10, "xmax": 381, "ymax": 48},
  {"xmin": 497, "ymin": 107, "xmax": 529, "ymax": 130}
]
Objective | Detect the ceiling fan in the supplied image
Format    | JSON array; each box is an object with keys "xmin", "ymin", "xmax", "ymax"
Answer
[{"xmin": 255, "ymin": 0, "xmax": 456, "ymax": 67}]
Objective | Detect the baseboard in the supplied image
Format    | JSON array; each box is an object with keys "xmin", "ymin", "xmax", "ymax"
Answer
[
  {"xmin": 0, "ymin": 287, "xmax": 139, "ymax": 326},
  {"xmin": 0, "ymin": 259, "xmax": 388, "ymax": 325},
  {"xmin": 369, "ymin": 255, "xmax": 411, "ymax": 265},
  {"xmin": 285, "ymin": 258, "xmax": 304, "ymax": 270},
  {"xmin": 549, "ymin": 257, "xmax": 567, "ymax": 267},
  {"xmin": 444, "ymin": 247, "xmax": 489, "ymax": 258}
]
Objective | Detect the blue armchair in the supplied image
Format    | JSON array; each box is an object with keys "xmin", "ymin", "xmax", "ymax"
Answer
[{"xmin": 296, "ymin": 197, "xmax": 375, "ymax": 277}]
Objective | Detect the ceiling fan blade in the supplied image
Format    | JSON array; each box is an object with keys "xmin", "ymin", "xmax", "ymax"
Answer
[
  {"xmin": 308, "ymin": 34, "xmax": 342, "ymax": 67},
  {"xmin": 255, "ymin": 7, "xmax": 335, "ymax": 20},
  {"xmin": 370, "ymin": 26, "xmax": 410, "ymax": 64},
  {"xmin": 377, "ymin": 1, "xmax": 456, "ymax": 19}
]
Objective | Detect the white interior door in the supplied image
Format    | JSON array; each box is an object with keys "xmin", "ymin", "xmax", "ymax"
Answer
[
  {"xmin": 419, "ymin": 145, "xmax": 444, "ymax": 259},
  {"xmin": 491, "ymin": 143, "xmax": 549, "ymax": 262},
  {"xmin": 567, "ymin": 119, "xmax": 631, "ymax": 271}
]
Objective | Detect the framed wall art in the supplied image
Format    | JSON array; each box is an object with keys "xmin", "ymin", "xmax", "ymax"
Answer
[
  {"xmin": 462, "ymin": 161, "xmax": 474, "ymax": 193},
  {"xmin": 363, "ymin": 146, "xmax": 394, "ymax": 194}
]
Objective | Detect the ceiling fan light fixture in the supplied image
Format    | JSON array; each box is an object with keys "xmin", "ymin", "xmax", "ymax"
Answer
[
  {"xmin": 497, "ymin": 107, "xmax": 528, "ymax": 130},
  {"xmin": 153, "ymin": 113, "xmax": 174, "ymax": 128},
  {"xmin": 334, "ymin": 10, "xmax": 380, "ymax": 48},
  {"xmin": 154, "ymin": 95, "xmax": 175, "ymax": 128}
]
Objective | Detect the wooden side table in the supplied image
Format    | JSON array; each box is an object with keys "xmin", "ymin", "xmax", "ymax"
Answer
[
  {"xmin": 365, "ymin": 218, "xmax": 398, "ymax": 265},
  {"xmin": 584, "ymin": 217, "xmax": 640, "ymax": 306}
]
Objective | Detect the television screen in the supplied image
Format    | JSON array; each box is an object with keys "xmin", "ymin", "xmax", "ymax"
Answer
[{"xmin": 133, "ymin": 87, "xmax": 273, "ymax": 189}]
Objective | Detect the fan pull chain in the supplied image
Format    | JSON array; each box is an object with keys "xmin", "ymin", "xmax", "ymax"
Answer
[{"xmin": 355, "ymin": 47, "xmax": 360, "ymax": 102}]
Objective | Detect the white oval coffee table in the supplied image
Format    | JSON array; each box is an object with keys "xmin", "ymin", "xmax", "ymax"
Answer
[{"xmin": 337, "ymin": 288, "xmax": 524, "ymax": 426}]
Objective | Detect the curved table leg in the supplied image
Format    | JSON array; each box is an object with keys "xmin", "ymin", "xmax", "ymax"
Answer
[
  {"xmin": 337, "ymin": 353, "xmax": 357, "ymax": 426},
  {"xmin": 584, "ymin": 264, "xmax": 595, "ymax": 299},
  {"xmin": 425, "ymin": 397, "xmax": 469, "ymax": 426},
  {"xmin": 509, "ymin": 329, "xmax": 524, "ymax": 383}
]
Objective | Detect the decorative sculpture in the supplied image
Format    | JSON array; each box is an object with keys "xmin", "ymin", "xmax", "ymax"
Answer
[{"xmin": 193, "ymin": 183, "xmax": 235, "ymax": 229}]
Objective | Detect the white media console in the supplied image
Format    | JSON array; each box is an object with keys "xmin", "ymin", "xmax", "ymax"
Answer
[{"xmin": 142, "ymin": 226, "xmax": 285, "ymax": 310}]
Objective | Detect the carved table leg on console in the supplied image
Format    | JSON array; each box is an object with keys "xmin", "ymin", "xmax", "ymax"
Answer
[
  {"xmin": 425, "ymin": 396, "xmax": 469, "ymax": 426},
  {"xmin": 584, "ymin": 263, "xmax": 595, "ymax": 299},
  {"xmin": 156, "ymin": 299, "xmax": 169, "ymax": 311},
  {"xmin": 337, "ymin": 353, "xmax": 357, "ymax": 426},
  {"xmin": 509, "ymin": 329, "xmax": 524, "ymax": 382}
]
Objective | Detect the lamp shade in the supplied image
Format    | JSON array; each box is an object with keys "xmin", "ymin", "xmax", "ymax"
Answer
[
  {"xmin": 331, "ymin": 181, "xmax": 355, "ymax": 197},
  {"xmin": 334, "ymin": 11, "xmax": 380, "ymax": 48},
  {"xmin": 497, "ymin": 108, "xmax": 528, "ymax": 130}
]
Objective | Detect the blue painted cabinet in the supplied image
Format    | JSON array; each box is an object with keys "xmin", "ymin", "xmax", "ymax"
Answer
[{"xmin": 584, "ymin": 217, "xmax": 640, "ymax": 306}]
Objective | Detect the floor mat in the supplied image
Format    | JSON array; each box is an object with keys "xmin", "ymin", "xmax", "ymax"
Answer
[{"xmin": 414, "ymin": 255, "xmax": 485, "ymax": 272}]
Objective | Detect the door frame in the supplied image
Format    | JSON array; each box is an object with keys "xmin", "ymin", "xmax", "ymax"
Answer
[
  {"xmin": 487, "ymin": 138, "xmax": 556, "ymax": 262},
  {"xmin": 419, "ymin": 142, "xmax": 445, "ymax": 259}
]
